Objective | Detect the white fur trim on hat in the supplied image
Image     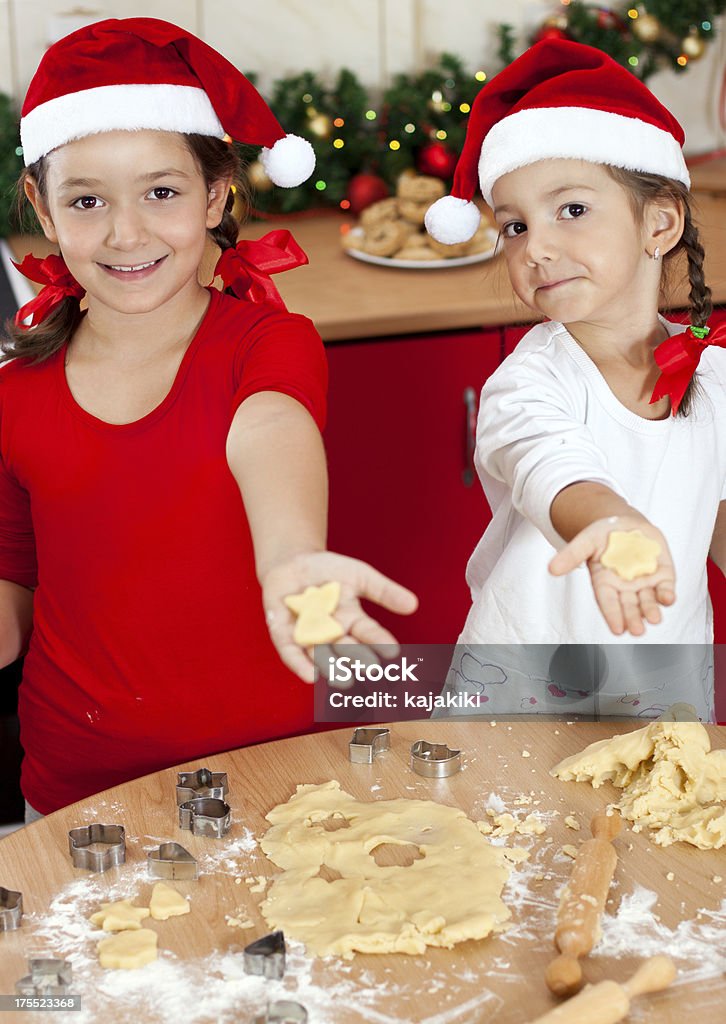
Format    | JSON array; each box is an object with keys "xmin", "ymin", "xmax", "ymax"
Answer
[
  {"xmin": 260, "ymin": 134, "xmax": 316, "ymax": 188},
  {"xmin": 479, "ymin": 106, "xmax": 690, "ymax": 205},
  {"xmin": 20, "ymin": 84, "xmax": 224, "ymax": 165},
  {"xmin": 424, "ymin": 195, "xmax": 481, "ymax": 244}
]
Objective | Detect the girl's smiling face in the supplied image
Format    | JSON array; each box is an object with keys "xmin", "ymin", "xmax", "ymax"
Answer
[
  {"xmin": 491, "ymin": 159, "xmax": 662, "ymax": 330},
  {"xmin": 27, "ymin": 130, "xmax": 230, "ymax": 318}
]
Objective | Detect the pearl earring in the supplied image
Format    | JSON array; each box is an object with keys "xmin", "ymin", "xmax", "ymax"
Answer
[{"xmin": 652, "ymin": 246, "xmax": 660, "ymax": 261}]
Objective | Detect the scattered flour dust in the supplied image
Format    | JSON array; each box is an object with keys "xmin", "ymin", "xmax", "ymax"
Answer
[{"xmin": 17, "ymin": 797, "xmax": 726, "ymax": 1024}]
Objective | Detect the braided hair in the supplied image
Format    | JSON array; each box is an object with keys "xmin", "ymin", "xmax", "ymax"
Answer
[{"xmin": 607, "ymin": 166, "xmax": 708, "ymax": 417}]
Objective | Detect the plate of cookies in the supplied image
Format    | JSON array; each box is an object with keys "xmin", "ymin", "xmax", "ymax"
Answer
[{"xmin": 341, "ymin": 173, "xmax": 500, "ymax": 269}]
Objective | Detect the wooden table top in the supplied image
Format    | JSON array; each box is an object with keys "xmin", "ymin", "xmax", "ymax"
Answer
[
  {"xmin": 0, "ymin": 720, "xmax": 723, "ymax": 1023},
  {"xmin": 9, "ymin": 185, "xmax": 726, "ymax": 343}
]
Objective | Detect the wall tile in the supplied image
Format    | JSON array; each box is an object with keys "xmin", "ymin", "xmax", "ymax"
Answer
[
  {"xmin": 9, "ymin": 1, "xmax": 198, "ymax": 99},
  {"xmin": 202, "ymin": 0, "xmax": 384, "ymax": 94},
  {"xmin": 381, "ymin": 0, "xmax": 417, "ymax": 82},
  {"xmin": 0, "ymin": 2, "xmax": 14, "ymax": 96}
]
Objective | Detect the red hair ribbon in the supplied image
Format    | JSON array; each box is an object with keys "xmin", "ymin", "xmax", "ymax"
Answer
[
  {"xmin": 12, "ymin": 253, "xmax": 86, "ymax": 329},
  {"xmin": 650, "ymin": 322, "xmax": 726, "ymax": 415},
  {"xmin": 213, "ymin": 230, "xmax": 308, "ymax": 310}
]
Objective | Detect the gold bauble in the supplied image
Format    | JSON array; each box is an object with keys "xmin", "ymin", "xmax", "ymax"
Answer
[
  {"xmin": 681, "ymin": 29, "xmax": 706, "ymax": 60},
  {"xmin": 631, "ymin": 13, "xmax": 661, "ymax": 43},
  {"xmin": 309, "ymin": 113, "xmax": 332, "ymax": 139},
  {"xmin": 544, "ymin": 14, "xmax": 568, "ymax": 30},
  {"xmin": 246, "ymin": 159, "xmax": 273, "ymax": 192}
]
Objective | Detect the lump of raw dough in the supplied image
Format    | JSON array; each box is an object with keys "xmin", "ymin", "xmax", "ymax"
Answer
[
  {"xmin": 90, "ymin": 899, "xmax": 150, "ymax": 931},
  {"xmin": 551, "ymin": 723, "xmax": 726, "ymax": 850},
  {"xmin": 97, "ymin": 928, "xmax": 158, "ymax": 969},
  {"xmin": 600, "ymin": 529, "xmax": 661, "ymax": 580},
  {"xmin": 259, "ymin": 781, "xmax": 522, "ymax": 959},
  {"xmin": 284, "ymin": 582, "xmax": 344, "ymax": 646},
  {"xmin": 149, "ymin": 882, "xmax": 190, "ymax": 921}
]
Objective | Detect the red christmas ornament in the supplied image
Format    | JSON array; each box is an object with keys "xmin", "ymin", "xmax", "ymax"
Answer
[
  {"xmin": 595, "ymin": 6, "xmax": 627, "ymax": 34},
  {"xmin": 346, "ymin": 173, "xmax": 390, "ymax": 214},
  {"xmin": 416, "ymin": 141, "xmax": 458, "ymax": 179}
]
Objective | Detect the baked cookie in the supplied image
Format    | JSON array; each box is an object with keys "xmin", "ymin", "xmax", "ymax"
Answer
[
  {"xmin": 397, "ymin": 174, "xmax": 445, "ymax": 204},
  {"xmin": 341, "ymin": 227, "xmax": 365, "ymax": 251},
  {"xmin": 464, "ymin": 223, "xmax": 500, "ymax": 255},
  {"xmin": 427, "ymin": 235, "xmax": 472, "ymax": 258},
  {"xmin": 360, "ymin": 196, "xmax": 399, "ymax": 228},
  {"xmin": 363, "ymin": 220, "xmax": 408, "ymax": 257},
  {"xmin": 398, "ymin": 198, "xmax": 430, "ymax": 225}
]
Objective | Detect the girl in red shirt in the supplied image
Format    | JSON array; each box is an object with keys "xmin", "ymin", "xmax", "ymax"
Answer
[{"xmin": 0, "ymin": 18, "xmax": 417, "ymax": 817}]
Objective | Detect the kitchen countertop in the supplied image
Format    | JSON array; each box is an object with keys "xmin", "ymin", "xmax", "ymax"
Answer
[{"xmin": 0, "ymin": 720, "xmax": 723, "ymax": 1023}]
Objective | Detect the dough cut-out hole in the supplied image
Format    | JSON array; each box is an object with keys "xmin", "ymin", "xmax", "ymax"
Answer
[
  {"xmin": 369, "ymin": 842, "xmax": 424, "ymax": 868},
  {"xmin": 318, "ymin": 814, "xmax": 351, "ymax": 832},
  {"xmin": 316, "ymin": 864, "xmax": 343, "ymax": 883}
]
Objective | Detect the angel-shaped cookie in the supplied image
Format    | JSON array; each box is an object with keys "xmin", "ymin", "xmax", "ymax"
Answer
[{"xmin": 284, "ymin": 581, "xmax": 345, "ymax": 646}]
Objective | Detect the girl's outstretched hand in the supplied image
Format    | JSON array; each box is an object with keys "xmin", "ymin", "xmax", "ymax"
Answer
[
  {"xmin": 548, "ymin": 515, "xmax": 676, "ymax": 637},
  {"xmin": 260, "ymin": 551, "xmax": 419, "ymax": 682}
]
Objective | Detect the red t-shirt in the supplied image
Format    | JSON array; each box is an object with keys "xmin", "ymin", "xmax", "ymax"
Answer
[{"xmin": 0, "ymin": 288, "xmax": 327, "ymax": 813}]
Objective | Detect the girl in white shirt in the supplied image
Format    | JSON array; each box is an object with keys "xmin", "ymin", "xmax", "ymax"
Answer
[{"xmin": 424, "ymin": 38, "xmax": 726, "ymax": 720}]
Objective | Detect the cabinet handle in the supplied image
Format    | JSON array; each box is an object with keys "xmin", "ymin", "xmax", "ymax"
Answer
[{"xmin": 463, "ymin": 386, "xmax": 477, "ymax": 487}]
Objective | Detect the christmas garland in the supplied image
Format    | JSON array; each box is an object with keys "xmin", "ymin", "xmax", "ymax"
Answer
[
  {"xmin": 1, "ymin": 2, "xmax": 724, "ymax": 232},
  {"xmin": 240, "ymin": 3, "xmax": 726, "ymax": 218}
]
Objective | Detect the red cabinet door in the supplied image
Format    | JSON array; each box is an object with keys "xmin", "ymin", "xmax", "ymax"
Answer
[{"xmin": 325, "ymin": 328, "xmax": 502, "ymax": 643}]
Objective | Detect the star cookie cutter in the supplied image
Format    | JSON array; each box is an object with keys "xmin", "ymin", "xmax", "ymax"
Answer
[
  {"xmin": 16, "ymin": 959, "xmax": 72, "ymax": 996},
  {"xmin": 179, "ymin": 797, "xmax": 231, "ymax": 838},
  {"xmin": 0, "ymin": 886, "xmax": 22, "ymax": 931},
  {"xmin": 68, "ymin": 824, "xmax": 126, "ymax": 872},
  {"xmin": 349, "ymin": 727, "xmax": 390, "ymax": 764},
  {"xmin": 176, "ymin": 767, "xmax": 229, "ymax": 805},
  {"xmin": 410, "ymin": 740, "xmax": 462, "ymax": 778},
  {"xmin": 147, "ymin": 842, "xmax": 198, "ymax": 880},
  {"xmin": 244, "ymin": 930, "xmax": 286, "ymax": 980},
  {"xmin": 264, "ymin": 1001, "xmax": 308, "ymax": 1023}
]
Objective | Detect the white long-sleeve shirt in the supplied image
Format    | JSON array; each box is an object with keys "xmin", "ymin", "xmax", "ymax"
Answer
[{"xmin": 460, "ymin": 318, "xmax": 726, "ymax": 645}]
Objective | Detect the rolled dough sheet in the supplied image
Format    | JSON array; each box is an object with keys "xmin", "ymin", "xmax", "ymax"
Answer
[
  {"xmin": 551, "ymin": 723, "xmax": 726, "ymax": 849},
  {"xmin": 259, "ymin": 781, "xmax": 523, "ymax": 959}
]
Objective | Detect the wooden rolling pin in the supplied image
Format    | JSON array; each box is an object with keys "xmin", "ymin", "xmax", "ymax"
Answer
[
  {"xmin": 546, "ymin": 808, "xmax": 622, "ymax": 996},
  {"xmin": 525, "ymin": 956, "xmax": 677, "ymax": 1024}
]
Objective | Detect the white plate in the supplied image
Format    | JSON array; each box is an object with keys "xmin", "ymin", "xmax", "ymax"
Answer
[{"xmin": 343, "ymin": 227, "xmax": 500, "ymax": 270}]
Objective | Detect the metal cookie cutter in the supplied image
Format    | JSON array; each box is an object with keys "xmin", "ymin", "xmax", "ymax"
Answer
[
  {"xmin": 147, "ymin": 842, "xmax": 198, "ymax": 880},
  {"xmin": 68, "ymin": 824, "xmax": 126, "ymax": 872},
  {"xmin": 16, "ymin": 959, "xmax": 72, "ymax": 996},
  {"xmin": 410, "ymin": 740, "xmax": 462, "ymax": 778},
  {"xmin": 179, "ymin": 797, "xmax": 231, "ymax": 838},
  {"xmin": 0, "ymin": 886, "xmax": 22, "ymax": 931},
  {"xmin": 349, "ymin": 727, "xmax": 390, "ymax": 764},
  {"xmin": 244, "ymin": 930, "xmax": 286, "ymax": 980},
  {"xmin": 176, "ymin": 767, "xmax": 229, "ymax": 804},
  {"xmin": 264, "ymin": 1001, "xmax": 308, "ymax": 1023}
]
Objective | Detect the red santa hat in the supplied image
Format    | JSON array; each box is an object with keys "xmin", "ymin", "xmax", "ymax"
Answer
[
  {"xmin": 20, "ymin": 17, "xmax": 315, "ymax": 188},
  {"xmin": 425, "ymin": 38, "xmax": 690, "ymax": 245}
]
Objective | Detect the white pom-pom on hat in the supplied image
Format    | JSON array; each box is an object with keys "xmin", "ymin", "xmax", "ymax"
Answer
[
  {"xmin": 260, "ymin": 134, "xmax": 316, "ymax": 188},
  {"xmin": 424, "ymin": 196, "xmax": 481, "ymax": 245}
]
